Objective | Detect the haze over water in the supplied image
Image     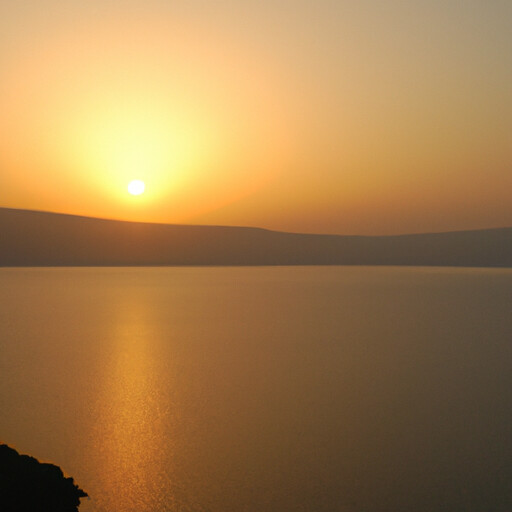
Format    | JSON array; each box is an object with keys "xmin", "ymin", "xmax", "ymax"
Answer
[{"xmin": 1, "ymin": 266, "xmax": 511, "ymax": 512}]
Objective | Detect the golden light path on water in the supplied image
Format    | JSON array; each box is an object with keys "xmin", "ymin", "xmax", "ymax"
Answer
[{"xmin": 84, "ymin": 294, "xmax": 178, "ymax": 512}]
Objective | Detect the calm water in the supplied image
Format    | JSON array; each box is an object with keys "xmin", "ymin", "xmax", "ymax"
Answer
[{"xmin": 1, "ymin": 267, "xmax": 511, "ymax": 512}]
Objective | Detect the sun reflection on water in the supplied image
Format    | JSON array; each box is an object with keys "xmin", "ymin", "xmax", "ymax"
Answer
[{"xmin": 85, "ymin": 296, "xmax": 177, "ymax": 512}]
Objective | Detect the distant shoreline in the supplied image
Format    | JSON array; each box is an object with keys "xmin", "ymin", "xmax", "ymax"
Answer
[{"xmin": 1, "ymin": 207, "xmax": 511, "ymax": 268}]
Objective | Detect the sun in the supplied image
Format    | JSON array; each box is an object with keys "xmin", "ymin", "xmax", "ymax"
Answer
[{"xmin": 127, "ymin": 180, "xmax": 146, "ymax": 196}]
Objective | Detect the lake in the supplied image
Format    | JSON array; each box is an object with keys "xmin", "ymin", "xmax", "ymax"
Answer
[{"xmin": 1, "ymin": 266, "xmax": 511, "ymax": 511}]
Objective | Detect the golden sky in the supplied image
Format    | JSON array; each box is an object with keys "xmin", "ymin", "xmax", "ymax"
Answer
[{"xmin": 1, "ymin": 0, "xmax": 511, "ymax": 234}]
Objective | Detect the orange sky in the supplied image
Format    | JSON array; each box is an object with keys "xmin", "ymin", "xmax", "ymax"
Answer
[{"xmin": 1, "ymin": 0, "xmax": 511, "ymax": 234}]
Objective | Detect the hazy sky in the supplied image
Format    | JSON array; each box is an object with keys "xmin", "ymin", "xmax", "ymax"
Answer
[{"xmin": 1, "ymin": 0, "xmax": 511, "ymax": 234}]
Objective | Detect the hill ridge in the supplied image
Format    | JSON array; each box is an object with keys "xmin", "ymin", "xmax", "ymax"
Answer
[{"xmin": 1, "ymin": 207, "xmax": 511, "ymax": 267}]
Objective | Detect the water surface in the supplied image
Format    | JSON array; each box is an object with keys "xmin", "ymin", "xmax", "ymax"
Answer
[{"xmin": 1, "ymin": 267, "xmax": 511, "ymax": 511}]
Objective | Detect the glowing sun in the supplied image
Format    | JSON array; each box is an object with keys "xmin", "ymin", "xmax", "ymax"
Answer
[{"xmin": 128, "ymin": 180, "xmax": 145, "ymax": 196}]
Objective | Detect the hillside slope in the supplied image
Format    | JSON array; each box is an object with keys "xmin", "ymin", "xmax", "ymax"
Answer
[{"xmin": 1, "ymin": 208, "xmax": 511, "ymax": 267}]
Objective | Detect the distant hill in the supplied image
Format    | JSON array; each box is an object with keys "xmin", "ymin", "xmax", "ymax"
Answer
[{"xmin": 1, "ymin": 207, "xmax": 511, "ymax": 267}]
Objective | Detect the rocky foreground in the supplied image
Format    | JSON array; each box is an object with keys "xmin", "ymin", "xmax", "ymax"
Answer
[{"xmin": 0, "ymin": 444, "xmax": 87, "ymax": 511}]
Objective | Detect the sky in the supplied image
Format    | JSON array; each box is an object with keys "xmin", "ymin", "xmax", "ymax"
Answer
[{"xmin": 1, "ymin": 0, "xmax": 511, "ymax": 234}]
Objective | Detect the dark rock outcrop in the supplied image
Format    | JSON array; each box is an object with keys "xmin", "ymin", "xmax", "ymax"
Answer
[{"xmin": 0, "ymin": 444, "xmax": 87, "ymax": 511}]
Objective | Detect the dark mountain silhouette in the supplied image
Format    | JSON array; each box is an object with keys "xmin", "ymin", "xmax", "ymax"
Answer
[
  {"xmin": 0, "ymin": 444, "xmax": 87, "ymax": 511},
  {"xmin": 0, "ymin": 207, "xmax": 511, "ymax": 267}
]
